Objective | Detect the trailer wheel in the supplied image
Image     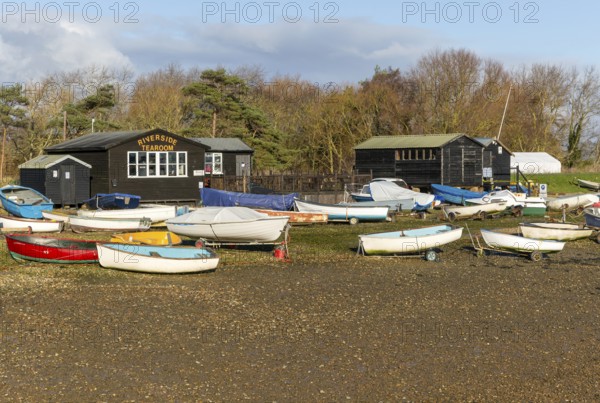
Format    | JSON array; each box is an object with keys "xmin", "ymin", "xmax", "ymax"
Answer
[
  {"xmin": 530, "ymin": 251, "xmax": 542, "ymax": 262},
  {"xmin": 512, "ymin": 206, "xmax": 523, "ymax": 217},
  {"xmin": 349, "ymin": 217, "xmax": 359, "ymax": 225},
  {"xmin": 425, "ymin": 250, "xmax": 437, "ymax": 262},
  {"xmin": 447, "ymin": 212, "xmax": 457, "ymax": 222}
]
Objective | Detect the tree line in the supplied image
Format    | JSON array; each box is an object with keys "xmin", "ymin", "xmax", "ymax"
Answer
[{"xmin": 1, "ymin": 48, "xmax": 599, "ymax": 177}]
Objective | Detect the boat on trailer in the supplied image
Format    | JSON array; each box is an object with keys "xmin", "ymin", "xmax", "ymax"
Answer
[
  {"xmin": 518, "ymin": 222, "xmax": 593, "ymax": 241},
  {"xmin": 443, "ymin": 201, "xmax": 507, "ymax": 221},
  {"xmin": 294, "ymin": 199, "xmax": 389, "ymax": 224},
  {"xmin": 431, "ymin": 184, "xmax": 487, "ymax": 206},
  {"xmin": 477, "ymin": 229, "xmax": 565, "ymax": 261},
  {"xmin": 166, "ymin": 207, "xmax": 290, "ymax": 242},
  {"xmin": 357, "ymin": 225, "xmax": 463, "ymax": 260},
  {"xmin": 545, "ymin": 194, "xmax": 599, "ymax": 211}
]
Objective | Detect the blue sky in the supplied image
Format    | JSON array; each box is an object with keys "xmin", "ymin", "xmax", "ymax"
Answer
[{"xmin": 1, "ymin": 1, "xmax": 598, "ymax": 85}]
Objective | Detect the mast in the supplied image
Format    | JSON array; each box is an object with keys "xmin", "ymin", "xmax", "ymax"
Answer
[{"xmin": 497, "ymin": 84, "xmax": 512, "ymax": 141}]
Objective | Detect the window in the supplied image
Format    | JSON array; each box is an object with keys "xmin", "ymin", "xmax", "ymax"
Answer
[
  {"xmin": 128, "ymin": 151, "xmax": 187, "ymax": 178},
  {"xmin": 205, "ymin": 152, "xmax": 223, "ymax": 175}
]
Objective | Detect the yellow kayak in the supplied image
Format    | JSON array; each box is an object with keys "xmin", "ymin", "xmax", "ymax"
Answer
[{"xmin": 110, "ymin": 231, "xmax": 182, "ymax": 246}]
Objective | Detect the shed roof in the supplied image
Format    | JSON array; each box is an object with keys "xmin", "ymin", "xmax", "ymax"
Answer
[
  {"xmin": 354, "ymin": 134, "xmax": 469, "ymax": 150},
  {"xmin": 19, "ymin": 154, "xmax": 92, "ymax": 169},
  {"xmin": 473, "ymin": 137, "xmax": 514, "ymax": 155},
  {"xmin": 45, "ymin": 129, "xmax": 205, "ymax": 152},
  {"xmin": 192, "ymin": 138, "xmax": 253, "ymax": 152}
]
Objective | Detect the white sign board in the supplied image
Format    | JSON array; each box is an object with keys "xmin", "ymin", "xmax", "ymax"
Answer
[
  {"xmin": 539, "ymin": 183, "xmax": 547, "ymax": 198},
  {"xmin": 193, "ymin": 170, "xmax": 204, "ymax": 176}
]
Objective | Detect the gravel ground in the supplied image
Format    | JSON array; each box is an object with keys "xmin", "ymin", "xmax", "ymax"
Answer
[{"xmin": 1, "ymin": 223, "xmax": 600, "ymax": 401}]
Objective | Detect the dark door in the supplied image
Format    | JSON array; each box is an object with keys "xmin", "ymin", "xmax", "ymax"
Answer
[{"xmin": 60, "ymin": 165, "xmax": 76, "ymax": 205}]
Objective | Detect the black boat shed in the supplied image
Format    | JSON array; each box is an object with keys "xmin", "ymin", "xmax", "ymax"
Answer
[
  {"xmin": 474, "ymin": 137, "xmax": 513, "ymax": 189},
  {"xmin": 45, "ymin": 129, "xmax": 208, "ymax": 203},
  {"xmin": 354, "ymin": 134, "xmax": 484, "ymax": 189},
  {"xmin": 192, "ymin": 138, "xmax": 254, "ymax": 176},
  {"xmin": 18, "ymin": 154, "xmax": 91, "ymax": 206}
]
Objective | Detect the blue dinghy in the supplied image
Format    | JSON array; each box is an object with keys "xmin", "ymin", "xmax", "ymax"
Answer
[
  {"xmin": 431, "ymin": 184, "xmax": 487, "ymax": 206},
  {"xmin": 84, "ymin": 193, "xmax": 141, "ymax": 210},
  {"xmin": 0, "ymin": 185, "xmax": 54, "ymax": 219}
]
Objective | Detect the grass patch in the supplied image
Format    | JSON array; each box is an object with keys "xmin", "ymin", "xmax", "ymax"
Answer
[{"xmin": 523, "ymin": 172, "xmax": 600, "ymax": 195}]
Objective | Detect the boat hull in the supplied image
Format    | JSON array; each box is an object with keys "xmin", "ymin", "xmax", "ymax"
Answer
[
  {"xmin": 583, "ymin": 207, "xmax": 600, "ymax": 228},
  {"xmin": 110, "ymin": 231, "xmax": 183, "ymax": 246},
  {"xmin": 5, "ymin": 234, "xmax": 98, "ymax": 263},
  {"xmin": 339, "ymin": 199, "xmax": 414, "ymax": 212},
  {"xmin": 77, "ymin": 204, "xmax": 182, "ymax": 223},
  {"xmin": 294, "ymin": 199, "xmax": 389, "ymax": 222},
  {"xmin": 577, "ymin": 179, "xmax": 600, "ymax": 191},
  {"xmin": 0, "ymin": 215, "xmax": 63, "ymax": 233},
  {"xmin": 84, "ymin": 193, "xmax": 141, "ymax": 210},
  {"xmin": 97, "ymin": 243, "xmax": 219, "ymax": 274},
  {"xmin": 254, "ymin": 210, "xmax": 328, "ymax": 224},
  {"xmin": 166, "ymin": 217, "xmax": 289, "ymax": 242},
  {"xmin": 359, "ymin": 225, "xmax": 463, "ymax": 255},
  {"xmin": 69, "ymin": 216, "xmax": 152, "ymax": 233},
  {"xmin": 480, "ymin": 229, "xmax": 565, "ymax": 253},
  {"xmin": 519, "ymin": 223, "xmax": 593, "ymax": 241},
  {"xmin": 443, "ymin": 202, "xmax": 506, "ymax": 220},
  {"xmin": 431, "ymin": 184, "xmax": 486, "ymax": 206},
  {"xmin": 546, "ymin": 194, "xmax": 599, "ymax": 211},
  {"xmin": 0, "ymin": 185, "xmax": 53, "ymax": 219}
]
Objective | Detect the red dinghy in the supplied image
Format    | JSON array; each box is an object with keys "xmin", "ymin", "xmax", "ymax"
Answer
[{"xmin": 4, "ymin": 233, "xmax": 99, "ymax": 264}]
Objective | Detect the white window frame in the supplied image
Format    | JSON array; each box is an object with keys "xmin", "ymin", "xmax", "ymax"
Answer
[
  {"xmin": 205, "ymin": 152, "xmax": 223, "ymax": 175},
  {"xmin": 127, "ymin": 151, "xmax": 188, "ymax": 178}
]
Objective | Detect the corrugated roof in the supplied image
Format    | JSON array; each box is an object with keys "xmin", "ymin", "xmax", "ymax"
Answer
[
  {"xmin": 192, "ymin": 137, "xmax": 254, "ymax": 152},
  {"xmin": 354, "ymin": 134, "xmax": 466, "ymax": 150},
  {"xmin": 18, "ymin": 154, "xmax": 92, "ymax": 169}
]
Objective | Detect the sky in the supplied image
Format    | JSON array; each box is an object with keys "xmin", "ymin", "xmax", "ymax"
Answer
[{"xmin": 1, "ymin": 0, "xmax": 599, "ymax": 86}]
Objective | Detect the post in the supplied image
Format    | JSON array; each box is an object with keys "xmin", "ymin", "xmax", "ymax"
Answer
[
  {"xmin": 0, "ymin": 127, "xmax": 6, "ymax": 181},
  {"xmin": 241, "ymin": 162, "xmax": 247, "ymax": 193},
  {"xmin": 63, "ymin": 111, "xmax": 67, "ymax": 140}
]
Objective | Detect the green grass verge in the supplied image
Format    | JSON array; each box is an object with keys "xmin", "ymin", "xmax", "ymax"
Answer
[{"xmin": 524, "ymin": 172, "xmax": 600, "ymax": 195}]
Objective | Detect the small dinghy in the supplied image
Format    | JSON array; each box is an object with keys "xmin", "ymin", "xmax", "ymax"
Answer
[
  {"xmin": 546, "ymin": 194, "xmax": 599, "ymax": 211},
  {"xmin": 69, "ymin": 215, "xmax": 152, "ymax": 233},
  {"xmin": 97, "ymin": 243, "xmax": 219, "ymax": 274},
  {"xmin": 358, "ymin": 225, "xmax": 463, "ymax": 260},
  {"xmin": 577, "ymin": 179, "xmax": 600, "ymax": 191},
  {"xmin": 518, "ymin": 222, "xmax": 593, "ymax": 241},
  {"xmin": 84, "ymin": 193, "xmax": 141, "ymax": 210},
  {"xmin": 110, "ymin": 231, "xmax": 182, "ymax": 246},
  {"xmin": 0, "ymin": 185, "xmax": 53, "ymax": 219},
  {"xmin": 443, "ymin": 201, "xmax": 507, "ymax": 221},
  {"xmin": 0, "ymin": 215, "xmax": 63, "ymax": 233},
  {"xmin": 478, "ymin": 229, "xmax": 565, "ymax": 261},
  {"xmin": 5, "ymin": 233, "xmax": 98, "ymax": 263},
  {"xmin": 294, "ymin": 199, "xmax": 389, "ymax": 224}
]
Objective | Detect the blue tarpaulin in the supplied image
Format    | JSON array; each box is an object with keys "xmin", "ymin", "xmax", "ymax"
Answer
[{"xmin": 201, "ymin": 188, "xmax": 298, "ymax": 211}]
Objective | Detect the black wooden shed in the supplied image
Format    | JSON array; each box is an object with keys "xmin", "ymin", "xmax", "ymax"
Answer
[
  {"xmin": 192, "ymin": 138, "xmax": 254, "ymax": 176},
  {"xmin": 473, "ymin": 137, "xmax": 513, "ymax": 189},
  {"xmin": 45, "ymin": 129, "xmax": 208, "ymax": 203},
  {"xmin": 18, "ymin": 154, "xmax": 91, "ymax": 206},
  {"xmin": 354, "ymin": 134, "xmax": 484, "ymax": 188}
]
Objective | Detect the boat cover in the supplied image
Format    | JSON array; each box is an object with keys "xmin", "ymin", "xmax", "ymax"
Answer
[
  {"xmin": 167, "ymin": 206, "xmax": 269, "ymax": 224},
  {"xmin": 369, "ymin": 181, "xmax": 435, "ymax": 207},
  {"xmin": 201, "ymin": 188, "xmax": 298, "ymax": 211},
  {"xmin": 431, "ymin": 184, "xmax": 486, "ymax": 203}
]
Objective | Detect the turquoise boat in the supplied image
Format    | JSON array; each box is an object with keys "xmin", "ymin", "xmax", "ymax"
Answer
[{"xmin": 0, "ymin": 185, "xmax": 54, "ymax": 219}]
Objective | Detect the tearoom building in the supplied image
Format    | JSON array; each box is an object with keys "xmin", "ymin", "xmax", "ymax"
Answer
[{"xmin": 44, "ymin": 129, "xmax": 209, "ymax": 203}]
